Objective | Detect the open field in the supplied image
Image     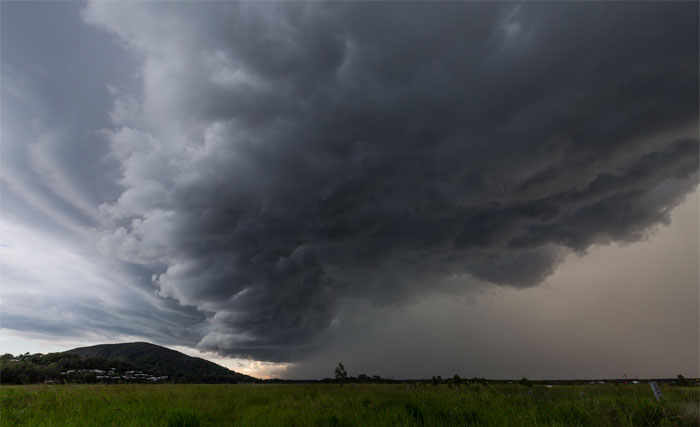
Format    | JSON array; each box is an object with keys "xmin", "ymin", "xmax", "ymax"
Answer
[{"xmin": 1, "ymin": 383, "xmax": 698, "ymax": 426}]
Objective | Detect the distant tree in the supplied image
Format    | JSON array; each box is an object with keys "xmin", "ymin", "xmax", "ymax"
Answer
[
  {"xmin": 453, "ymin": 374, "xmax": 462, "ymax": 387},
  {"xmin": 520, "ymin": 377, "xmax": 533, "ymax": 388},
  {"xmin": 334, "ymin": 362, "xmax": 347, "ymax": 385},
  {"xmin": 0, "ymin": 353, "xmax": 13, "ymax": 361},
  {"xmin": 677, "ymin": 374, "xmax": 688, "ymax": 386}
]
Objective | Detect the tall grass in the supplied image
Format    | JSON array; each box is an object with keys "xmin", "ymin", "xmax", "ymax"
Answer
[{"xmin": 1, "ymin": 383, "xmax": 698, "ymax": 426}]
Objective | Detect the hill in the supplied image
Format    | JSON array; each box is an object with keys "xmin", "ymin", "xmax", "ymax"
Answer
[{"xmin": 67, "ymin": 342, "xmax": 255, "ymax": 383}]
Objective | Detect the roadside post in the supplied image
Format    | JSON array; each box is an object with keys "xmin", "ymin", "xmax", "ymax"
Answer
[{"xmin": 648, "ymin": 381, "xmax": 663, "ymax": 401}]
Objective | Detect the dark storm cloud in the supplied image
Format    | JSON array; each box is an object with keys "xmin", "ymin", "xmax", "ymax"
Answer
[{"xmin": 82, "ymin": 2, "xmax": 699, "ymax": 361}]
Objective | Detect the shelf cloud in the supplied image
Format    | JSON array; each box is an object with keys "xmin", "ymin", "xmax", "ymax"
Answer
[
  {"xmin": 82, "ymin": 2, "xmax": 699, "ymax": 361},
  {"xmin": 2, "ymin": 2, "xmax": 697, "ymax": 367}
]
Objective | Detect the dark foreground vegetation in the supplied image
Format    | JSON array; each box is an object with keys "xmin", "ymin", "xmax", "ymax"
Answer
[
  {"xmin": 2, "ymin": 345, "xmax": 698, "ymax": 425},
  {"xmin": 1, "ymin": 383, "xmax": 698, "ymax": 426}
]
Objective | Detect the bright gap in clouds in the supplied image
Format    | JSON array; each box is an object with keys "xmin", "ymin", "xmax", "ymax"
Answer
[
  {"xmin": 0, "ymin": 216, "xmax": 206, "ymax": 356},
  {"xmin": 0, "ymin": 331, "xmax": 289, "ymax": 380},
  {"xmin": 169, "ymin": 346, "xmax": 292, "ymax": 380}
]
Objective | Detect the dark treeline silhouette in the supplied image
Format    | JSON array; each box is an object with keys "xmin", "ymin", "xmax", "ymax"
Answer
[{"xmin": 2, "ymin": 350, "xmax": 698, "ymax": 386}]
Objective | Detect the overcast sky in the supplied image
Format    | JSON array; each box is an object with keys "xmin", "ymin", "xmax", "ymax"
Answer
[{"xmin": 1, "ymin": 1, "xmax": 698, "ymax": 380}]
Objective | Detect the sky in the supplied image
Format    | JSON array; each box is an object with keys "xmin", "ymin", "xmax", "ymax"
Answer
[{"xmin": 1, "ymin": 1, "xmax": 698, "ymax": 380}]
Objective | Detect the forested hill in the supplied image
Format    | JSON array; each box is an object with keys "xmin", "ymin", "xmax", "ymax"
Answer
[{"xmin": 66, "ymin": 342, "xmax": 255, "ymax": 383}]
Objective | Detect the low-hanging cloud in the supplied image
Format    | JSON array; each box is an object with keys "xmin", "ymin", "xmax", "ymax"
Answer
[{"xmin": 84, "ymin": 2, "xmax": 699, "ymax": 361}]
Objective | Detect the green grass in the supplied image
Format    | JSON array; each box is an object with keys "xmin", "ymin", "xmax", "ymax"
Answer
[{"xmin": 1, "ymin": 383, "xmax": 698, "ymax": 426}]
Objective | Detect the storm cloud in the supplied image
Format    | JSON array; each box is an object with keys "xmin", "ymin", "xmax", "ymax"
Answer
[{"xmin": 44, "ymin": 2, "xmax": 700, "ymax": 361}]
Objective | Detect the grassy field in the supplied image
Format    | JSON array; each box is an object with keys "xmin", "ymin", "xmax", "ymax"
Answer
[{"xmin": 1, "ymin": 383, "xmax": 698, "ymax": 426}]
